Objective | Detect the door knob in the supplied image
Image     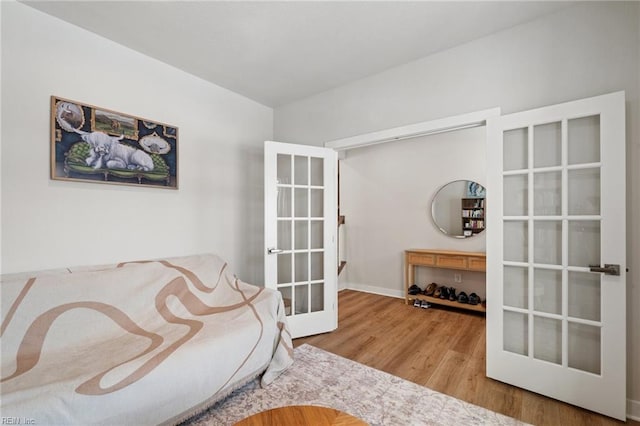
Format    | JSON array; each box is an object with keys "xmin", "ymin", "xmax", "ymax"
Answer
[
  {"xmin": 588, "ymin": 264, "xmax": 621, "ymax": 276},
  {"xmin": 267, "ymin": 248, "xmax": 284, "ymax": 254}
]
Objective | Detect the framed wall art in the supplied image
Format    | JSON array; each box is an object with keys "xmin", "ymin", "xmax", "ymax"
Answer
[
  {"xmin": 466, "ymin": 180, "xmax": 485, "ymax": 198},
  {"xmin": 51, "ymin": 96, "xmax": 178, "ymax": 189}
]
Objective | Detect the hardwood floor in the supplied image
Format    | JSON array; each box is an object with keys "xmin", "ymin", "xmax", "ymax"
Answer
[{"xmin": 294, "ymin": 290, "xmax": 637, "ymax": 426}]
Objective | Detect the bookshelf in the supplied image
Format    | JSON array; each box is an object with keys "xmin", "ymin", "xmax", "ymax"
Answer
[{"xmin": 461, "ymin": 198, "xmax": 485, "ymax": 236}]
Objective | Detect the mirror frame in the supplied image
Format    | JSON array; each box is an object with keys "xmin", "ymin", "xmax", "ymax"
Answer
[{"xmin": 431, "ymin": 179, "xmax": 486, "ymax": 239}]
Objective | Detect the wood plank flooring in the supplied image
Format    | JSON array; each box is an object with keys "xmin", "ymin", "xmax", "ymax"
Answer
[{"xmin": 294, "ymin": 290, "xmax": 637, "ymax": 426}]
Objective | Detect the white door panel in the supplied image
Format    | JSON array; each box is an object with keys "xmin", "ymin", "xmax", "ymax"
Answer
[
  {"xmin": 264, "ymin": 141, "xmax": 338, "ymax": 339},
  {"xmin": 486, "ymin": 91, "xmax": 626, "ymax": 420}
]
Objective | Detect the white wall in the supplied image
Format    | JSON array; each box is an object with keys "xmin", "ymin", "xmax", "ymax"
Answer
[
  {"xmin": 275, "ymin": 2, "xmax": 638, "ymax": 144},
  {"xmin": 274, "ymin": 1, "xmax": 640, "ymax": 413},
  {"xmin": 1, "ymin": 2, "xmax": 272, "ymax": 284},
  {"xmin": 0, "ymin": 0, "xmax": 4, "ymax": 283},
  {"xmin": 339, "ymin": 126, "xmax": 486, "ymax": 298}
]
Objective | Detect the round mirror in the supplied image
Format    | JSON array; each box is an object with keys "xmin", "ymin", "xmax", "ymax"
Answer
[{"xmin": 431, "ymin": 180, "xmax": 486, "ymax": 238}]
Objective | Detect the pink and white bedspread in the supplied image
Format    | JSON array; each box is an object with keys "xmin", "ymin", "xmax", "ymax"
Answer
[{"xmin": 1, "ymin": 254, "xmax": 293, "ymax": 425}]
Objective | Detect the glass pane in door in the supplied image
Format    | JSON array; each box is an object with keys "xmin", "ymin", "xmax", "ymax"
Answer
[
  {"xmin": 533, "ymin": 316, "xmax": 562, "ymax": 365},
  {"xmin": 534, "ymin": 122, "xmax": 561, "ymax": 168},
  {"xmin": 311, "ymin": 283, "xmax": 324, "ymax": 312},
  {"xmin": 294, "ymin": 155, "xmax": 308, "ymax": 185},
  {"xmin": 310, "ymin": 157, "xmax": 324, "ymax": 186},
  {"xmin": 278, "ymin": 187, "xmax": 291, "ymax": 217},
  {"xmin": 295, "ymin": 252, "xmax": 308, "ymax": 281},
  {"xmin": 533, "ymin": 268, "xmax": 562, "ymax": 315},
  {"xmin": 295, "ymin": 188, "xmax": 308, "ymax": 217},
  {"xmin": 503, "ymin": 127, "xmax": 528, "ymax": 171},
  {"xmin": 277, "ymin": 254, "xmax": 291, "ymax": 284},
  {"xmin": 568, "ymin": 221, "xmax": 600, "ymax": 267},
  {"xmin": 504, "ymin": 311, "xmax": 528, "ymax": 356},
  {"xmin": 310, "ymin": 188, "xmax": 323, "ymax": 217},
  {"xmin": 568, "ymin": 115, "xmax": 600, "ymax": 165},
  {"xmin": 503, "ymin": 221, "xmax": 528, "ymax": 262},
  {"xmin": 310, "ymin": 221, "xmax": 323, "ymax": 249},
  {"xmin": 534, "ymin": 171, "xmax": 561, "ymax": 216},
  {"xmin": 278, "ymin": 221, "xmax": 292, "ymax": 250},
  {"xmin": 504, "ymin": 175, "xmax": 528, "ymax": 216},
  {"xmin": 503, "ymin": 265, "xmax": 528, "ymax": 309},
  {"xmin": 294, "ymin": 220, "xmax": 308, "ymax": 250},
  {"xmin": 568, "ymin": 322, "xmax": 601, "ymax": 374},
  {"xmin": 534, "ymin": 221, "xmax": 562, "ymax": 265},
  {"xmin": 277, "ymin": 154, "xmax": 292, "ymax": 184},
  {"xmin": 568, "ymin": 271, "xmax": 601, "ymax": 321},
  {"xmin": 295, "ymin": 284, "xmax": 309, "ymax": 314},
  {"xmin": 311, "ymin": 252, "xmax": 324, "ymax": 281},
  {"xmin": 279, "ymin": 286, "xmax": 292, "ymax": 315},
  {"xmin": 568, "ymin": 168, "xmax": 600, "ymax": 215}
]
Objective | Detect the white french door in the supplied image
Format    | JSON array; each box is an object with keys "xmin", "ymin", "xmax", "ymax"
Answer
[
  {"xmin": 486, "ymin": 91, "xmax": 626, "ymax": 420},
  {"xmin": 264, "ymin": 141, "xmax": 338, "ymax": 339}
]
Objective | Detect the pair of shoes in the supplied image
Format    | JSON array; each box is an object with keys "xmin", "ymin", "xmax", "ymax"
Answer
[
  {"xmin": 433, "ymin": 286, "xmax": 442, "ymax": 298},
  {"xmin": 439, "ymin": 286, "xmax": 458, "ymax": 300},
  {"xmin": 439, "ymin": 286, "xmax": 450, "ymax": 300},
  {"xmin": 423, "ymin": 283, "xmax": 438, "ymax": 296},
  {"xmin": 458, "ymin": 291, "xmax": 469, "ymax": 304},
  {"xmin": 408, "ymin": 284, "xmax": 422, "ymax": 295},
  {"xmin": 420, "ymin": 300, "xmax": 431, "ymax": 309},
  {"xmin": 413, "ymin": 299, "xmax": 422, "ymax": 307},
  {"xmin": 468, "ymin": 293, "xmax": 481, "ymax": 305},
  {"xmin": 448, "ymin": 287, "xmax": 457, "ymax": 301}
]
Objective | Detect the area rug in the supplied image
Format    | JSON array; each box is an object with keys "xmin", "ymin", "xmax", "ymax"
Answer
[{"xmin": 184, "ymin": 344, "xmax": 527, "ymax": 426}]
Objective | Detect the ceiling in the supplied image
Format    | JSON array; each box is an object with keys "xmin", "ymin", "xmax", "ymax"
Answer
[{"xmin": 23, "ymin": 1, "xmax": 574, "ymax": 108}]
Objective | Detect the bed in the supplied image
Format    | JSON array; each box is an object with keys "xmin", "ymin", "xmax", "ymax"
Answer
[{"xmin": 0, "ymin": 253, "xmax": 293, "ymax": 425}]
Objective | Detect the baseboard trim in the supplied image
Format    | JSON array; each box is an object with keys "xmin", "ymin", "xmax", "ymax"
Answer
[
  {"xmin": 628, "ymin": 398, "xmax": 640, "ymax": 421},
  {"xmin": 342, "ymin": 282, "xmax": 404, "ymax": 300}
]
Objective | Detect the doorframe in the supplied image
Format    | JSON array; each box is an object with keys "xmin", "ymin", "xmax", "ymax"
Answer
[
  {"xmin": 323, "ymin": 107, "xmax": 501, "ymax": 297},
  {"xmin": 324, "ymin": 107, "xmax": 501, "ymax": 152}
]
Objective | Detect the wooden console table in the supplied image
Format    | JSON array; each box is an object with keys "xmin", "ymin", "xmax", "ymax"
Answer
[{"xmin": 405, "ymin": 249, "xmax": 486, "ymax": 313}]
